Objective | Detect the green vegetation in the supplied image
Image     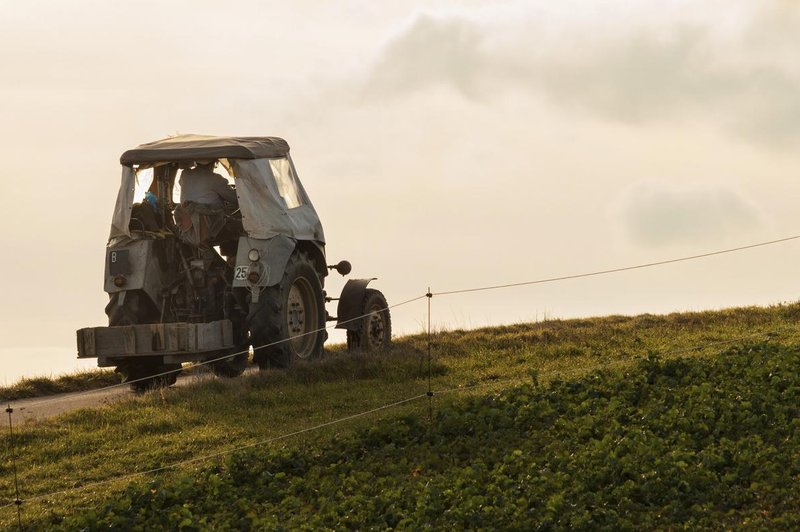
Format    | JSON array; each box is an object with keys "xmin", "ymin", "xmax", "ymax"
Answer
[
  {"xmin": 0, "ymin": 370, "xmax": 121, "ymax": 402},
  {"xmin": 1, "ymin": 303, "xmax": 800, "ymax": 528},
  {"xmin": 59, "ymin": 342, "xmax": 800, "ymax": 529}
]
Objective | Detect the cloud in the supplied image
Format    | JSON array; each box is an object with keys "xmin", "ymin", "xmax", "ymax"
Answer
[
  {"xmin": 363, "ymin": 12, "xmax": 487, "ymax": 99},
  {"xmin": 360, "ymin": 0, "xmax": 800, "ymax": 147},
  {"xmin": 619, "ymin": 182, "xmax": 763, "ymax": 247}
]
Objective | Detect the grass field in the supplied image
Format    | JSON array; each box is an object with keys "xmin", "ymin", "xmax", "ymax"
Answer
[{"xmin": 1, "ymin": 303, "xmax": 799, "ymax": 528}]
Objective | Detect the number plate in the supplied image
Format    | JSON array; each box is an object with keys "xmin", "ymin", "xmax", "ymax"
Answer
[
  {"xmin": 234, "ymin": 266, "xmax": 249, "ymax": 281},
  {"xmin": 108, "ymin": 249, "xmax": 131, "ymax": 275}
]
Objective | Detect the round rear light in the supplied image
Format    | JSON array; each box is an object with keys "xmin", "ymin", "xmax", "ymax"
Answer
[
  {"xmin": 247, "ymin": 271, "xmax": 260, "ymax": 284},
  {"xmin": 248, "ymin": 249, "xmax": 260, "ymax": 262},
  {"xmin": 113, "ymin": 276, "xmax": 127, "ymax": 287}
]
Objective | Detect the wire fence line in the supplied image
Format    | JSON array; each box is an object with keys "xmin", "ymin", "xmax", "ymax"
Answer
[
  {"xmin": 12, "ymin": 232, "xmax": 800, "ymax": 409},
  {"xmin": 1, "ymin": 326, "xmax": 788, "ymax": 513},
  {"xmin": 431, "ymin": 234, "xmax": 800, "ymax": 296}
]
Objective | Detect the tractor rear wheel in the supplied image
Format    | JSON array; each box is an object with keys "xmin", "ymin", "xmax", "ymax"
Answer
[
  {"xmin": 106, "ymin": 291, "xmax": 183, "ymax": 392},
  {"xmin": 210, "ymin": 351, "xmax": 249, "ymax": 378},
  {"xmin": 249, "ymin": 252, "xmax": 326, "ymax": 369},
  {"xmin": 116, "ymin": 362, "xmax": 181, "ymax": 393}
]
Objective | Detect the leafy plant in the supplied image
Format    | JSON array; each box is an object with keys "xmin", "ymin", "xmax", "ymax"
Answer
[{"xmin": 55, "ymin": 341, "xmax": 800, "ymax": 529}]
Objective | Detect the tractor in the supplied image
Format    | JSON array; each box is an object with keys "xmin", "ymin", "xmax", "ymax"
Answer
[{"xmin": 76, "ymin": 135, "xmax": 390, "ymax": 391}]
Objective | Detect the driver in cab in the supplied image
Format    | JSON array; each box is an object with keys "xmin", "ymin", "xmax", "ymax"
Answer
[
  {"xmin": 174, "ymin": 160, "xmax": 239, "ymax": 248},
  {"xmin": 179, "ymin": 160, "xmax": 237, "ymax": 207}
]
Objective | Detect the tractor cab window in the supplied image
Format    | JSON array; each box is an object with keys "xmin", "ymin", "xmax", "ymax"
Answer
[
  {"xmin": 269, "ymin": 158, "xmax": 304, "ymax": 209},
  {"xmin": 171, "ymin": 161, "xmax": 235, "ymax": 205},
  {"xmin": 129, "ymin": 167, "xmax": 161, "ymax": 232},
  {"xmin": 133, "ymin": 167, "xmax": 154, "ymax": 203}
]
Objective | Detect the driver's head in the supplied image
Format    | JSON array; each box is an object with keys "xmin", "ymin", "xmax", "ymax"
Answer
[{"xmin": 195, "ymin": 160, "xmax": 215, "ymax": 169}]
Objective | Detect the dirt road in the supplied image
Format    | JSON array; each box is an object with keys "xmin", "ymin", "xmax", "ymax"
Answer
[
  {"xmin": 9, "ymin": 386, "xmax": 133, "ymax": 425},
  {"xmin": 8, "ymin": 371, "xmax": 227, "ymax": 426}
]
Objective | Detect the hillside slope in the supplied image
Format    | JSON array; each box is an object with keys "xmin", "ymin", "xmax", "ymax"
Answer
[
  {"xmin": 2, "ymin": 303, "xmax": 799, "ymax": 528},
  {"xmin": 61, "ymin": 342, "xmax": 800, "ymax": 529}
]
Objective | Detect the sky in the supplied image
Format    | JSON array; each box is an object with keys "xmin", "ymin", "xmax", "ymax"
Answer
[{"xmin": 1, "ymin": 0, "xmax": 799, "ymax": 383}]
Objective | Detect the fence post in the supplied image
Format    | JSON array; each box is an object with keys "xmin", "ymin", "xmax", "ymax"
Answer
[
  {"xmin": 6, "ymin": 405, "xmax": 23, "ymax": 531},
  {"xmin": 426, "ymin": 288, "xmax": 434, "ymax": 422}
]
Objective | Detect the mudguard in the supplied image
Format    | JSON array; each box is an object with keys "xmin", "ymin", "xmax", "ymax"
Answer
[
  {"xmin": 336, "ymin": 278, "xmax": 377, "ymax": 331},
  {"xmin": 104, "ymin": 239, "xmax": 169, "ymax": 311},
  {"xmin": 232, "ymin": 234, "xmax": 297, "ymax": 289}
]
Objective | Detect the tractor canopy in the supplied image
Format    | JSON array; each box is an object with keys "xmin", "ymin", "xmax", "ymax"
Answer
[
  {"xmin": 110, "ymin": 134, "xmax": 325, "ymax": 244},
  {"xmin": 119, "ymin": 134, "xmax": 290, "ymax": 164}
]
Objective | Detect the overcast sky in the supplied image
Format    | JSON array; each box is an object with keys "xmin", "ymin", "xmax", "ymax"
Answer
[{"xmin": 2, "ymin": 0, "xmax": 799, "ymax": 382}]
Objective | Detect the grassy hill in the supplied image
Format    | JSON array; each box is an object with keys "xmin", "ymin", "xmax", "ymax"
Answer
[
  {"xmin": 2, "ymin": 304, "xmax": 800, "ymax": 529},
  {"xmin": 0, "ymin": 370, "xmax": 121, "ymax": 402}
]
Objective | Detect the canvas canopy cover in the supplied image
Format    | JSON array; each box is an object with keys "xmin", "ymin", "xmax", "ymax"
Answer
[
  {"xmin": 110, "ymin": 135, "xmax": 324, "ymax": 244},
  {"xmin": 120, "ymin": 134, "xmax": 290, "ymax": 165}
]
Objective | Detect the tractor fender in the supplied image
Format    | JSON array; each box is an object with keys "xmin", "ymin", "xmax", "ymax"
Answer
[
  {"xmin": 232, "ymin": 234, "xmax": 297, "ymax": 289},
  {"xmin": 104, "ymin": 239, "xmax": 167, "ymax": 312},
  {"xmin": 336, "ymin": 278, "xmax": 377, "ymax": 331}
]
